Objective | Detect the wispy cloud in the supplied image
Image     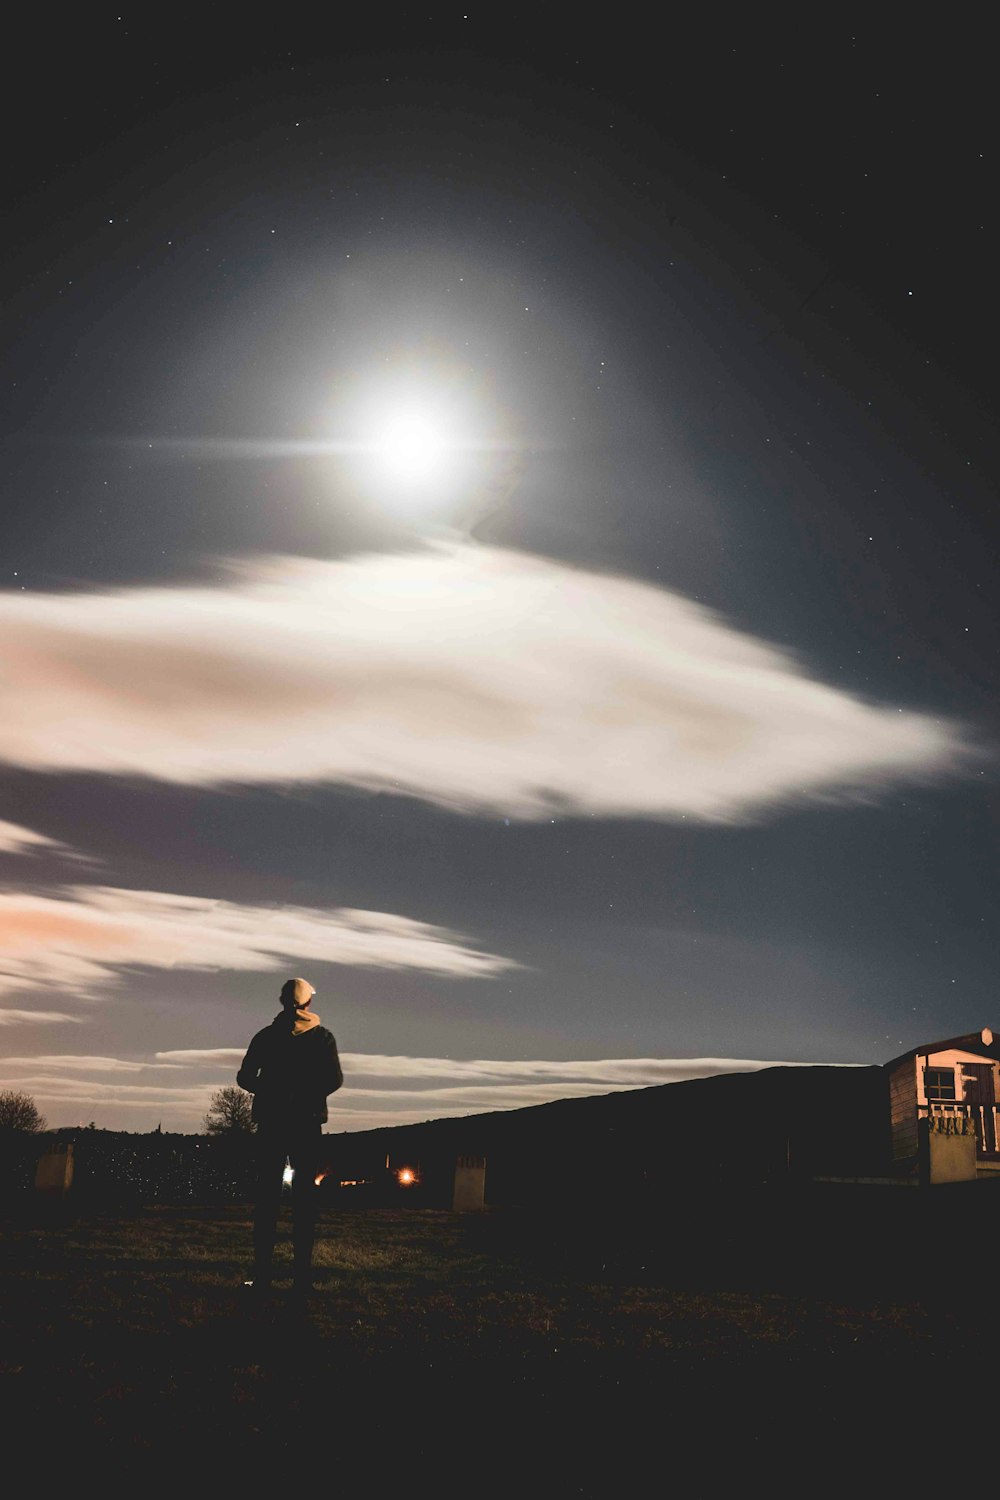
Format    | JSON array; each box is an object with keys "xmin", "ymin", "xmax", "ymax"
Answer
[
  {"xmin": 0, "ymin": 1074, "xmax": 215, "ymax": 1114},
  {"xmin": 0, "ymin": 1051, "xmax": 854, "ymax": 1131},
  {"xmin": 0, "ymin": 820, "xmax": 72, "ymax": 857},
  {"xmin": 335, "ymin": 1054, "xmax": 806, "ymax": 1085},
  {"xmin": 0, "ymin": 544, "xmax": 971, "ymax": 821},
  {"xmin": 0, "ymin": 883, "xmax": 517, "ymax": 1000},
  {"xmin": 0, "ymin": 1009, "xmax": 84, "ymax": 1026},
  {"xmin": 155, "ymin": 1048, "xmax": 245, "ymax": 1065},
  {"xmin": 0, "ymin": 1055, "xmax": 179, "ymax": 1072}
]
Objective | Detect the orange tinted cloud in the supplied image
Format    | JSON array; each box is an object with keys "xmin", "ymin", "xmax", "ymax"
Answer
[{"xmin": 0, "ymin": 884, "xmax": 517, "ymax": 1001}]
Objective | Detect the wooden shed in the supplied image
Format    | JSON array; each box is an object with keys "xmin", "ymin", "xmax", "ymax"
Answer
[{"xmin": 885, "ymin": 1027, "xmax": 1000, "ymax": 1175}]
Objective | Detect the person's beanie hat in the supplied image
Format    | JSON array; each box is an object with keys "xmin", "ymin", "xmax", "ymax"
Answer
[{"xmin": 280, "ymin": 977, "xmax": 316, "ymax": 1010}]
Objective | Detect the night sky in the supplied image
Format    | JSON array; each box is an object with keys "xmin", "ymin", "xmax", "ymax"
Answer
[{"xmin": 1, "ymin": 15, "xmax": 996, "ymax": 1132}]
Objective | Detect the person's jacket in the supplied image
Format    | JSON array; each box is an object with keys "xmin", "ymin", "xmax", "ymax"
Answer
[{"xmin": 236, "ymin": 1016, "xmax": 343, "ymax": 1128}]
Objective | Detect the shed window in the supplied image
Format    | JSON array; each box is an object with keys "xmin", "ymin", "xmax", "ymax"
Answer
[{"xmin": 925, "ymin": 1067, "xmax": 956, "ymax": 1101}]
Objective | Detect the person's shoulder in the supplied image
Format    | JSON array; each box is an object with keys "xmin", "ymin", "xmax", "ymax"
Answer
[
  {"xmin": 307, "ymin": 1025, "xmax": 338, "ymax": 1048},
  {"xmin": 248, "ymin": 1024, "xmax": 278, "ymax": 1046}
]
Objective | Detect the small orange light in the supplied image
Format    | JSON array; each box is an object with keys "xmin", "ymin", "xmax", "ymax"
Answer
[{"xmin": 397, "ymin": 1167, "xmax": 416, "ymax": 1186}]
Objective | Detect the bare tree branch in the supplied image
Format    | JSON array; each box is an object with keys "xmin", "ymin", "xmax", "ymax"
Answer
[
  {"xmin": 203, "ymin": 1085, "xmax": 254, "ymax": 1135},
  {"xmin": 0, "ymin": 1089, "xmax": 46, "ymax": 1132}
]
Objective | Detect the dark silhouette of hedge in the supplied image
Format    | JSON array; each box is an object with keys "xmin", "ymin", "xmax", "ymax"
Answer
[{"xmin": 0, "ymin": 1128, "xmax": 257, "ymax": 1208}]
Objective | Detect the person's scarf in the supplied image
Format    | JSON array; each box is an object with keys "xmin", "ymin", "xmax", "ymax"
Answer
[{"xmin": 273, "ymin": 1006, "xmax": 321, "ymax": 1036}]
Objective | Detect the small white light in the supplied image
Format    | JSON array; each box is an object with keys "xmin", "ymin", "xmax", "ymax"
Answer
[{"xmin": 282, "ymin": 1164, "xmax": 294, "ymax": 1186}]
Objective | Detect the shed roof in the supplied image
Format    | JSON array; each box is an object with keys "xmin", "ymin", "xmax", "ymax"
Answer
[{"xmin": 884, "ymin": 1028, "xmax": 999, "ymax": 1070}]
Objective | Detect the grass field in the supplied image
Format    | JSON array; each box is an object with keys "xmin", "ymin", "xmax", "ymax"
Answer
[{"xmin": 1, "ymin": 1186, "xmax": 994, "ymax": 1493}]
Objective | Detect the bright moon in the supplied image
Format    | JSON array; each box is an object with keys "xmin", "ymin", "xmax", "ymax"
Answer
[
  {"xmin": 373, "ymin": 414, "xmax": 449, "ymax": 485},
  {"xmin": 340, "ymin": 368, "xmax": 510, "ymax": 515}
]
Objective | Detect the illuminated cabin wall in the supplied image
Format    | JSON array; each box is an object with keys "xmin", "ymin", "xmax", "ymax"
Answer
[
  {"xmin": 888, "ymin": 1057, "xmax": 918, "ymax": 1161},
  {"xmin": 889, "ymin": 1045, "xmax": 1000, "ymax": 1162}
]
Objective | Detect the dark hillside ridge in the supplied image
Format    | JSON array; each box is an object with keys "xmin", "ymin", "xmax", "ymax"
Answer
[{"xmin": 322, "ymin": 1064, "xmax": 890, "ymax": 1205}]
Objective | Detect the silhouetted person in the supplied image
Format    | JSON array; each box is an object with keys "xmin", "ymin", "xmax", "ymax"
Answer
[{"xmin": 237, "ymin": 977, "xmax": 343, "ymax": 1300}]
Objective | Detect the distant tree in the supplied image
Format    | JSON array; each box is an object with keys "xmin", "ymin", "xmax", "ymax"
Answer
[
  {"xmin": 203, "ymin": 1085, "xmax": 255, "ymax": 1135},
  {"xmin": 0, "ymin": 1089, "xmax": 46, "ymax": 1132}
]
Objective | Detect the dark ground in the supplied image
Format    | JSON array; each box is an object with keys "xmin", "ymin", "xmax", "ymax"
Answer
[{"xmin": 1, "ymin": 1182, "xmax": 994, "ymax": 1494}]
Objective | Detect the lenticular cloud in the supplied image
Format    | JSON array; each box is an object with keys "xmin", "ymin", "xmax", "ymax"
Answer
[{"xmin": 0, "ymin": 543, "xmax": 970, "ymax": 821}]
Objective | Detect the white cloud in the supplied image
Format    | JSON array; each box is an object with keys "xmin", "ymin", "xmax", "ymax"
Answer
[
  {"xmin": 0, "ymin": 1055, "xmax": 179, "ymax": 1072},
  {"xmin": 155, "ymin": 1048, "xmax": 245, "ymax": 1065},
  {"xmin": 150, "ymin": 1050, "xmax": 820, "ymax": 1089},
  {"xmin": 0, "ymin": 1008, "xmax": 84, "ymax": 1026},
  {"xmin": 336, "ymin": 1053, "xmax": 806, "ymax": 1085},
  {"xmin": 0, "ymin": 544, "xmax": 972, "ymax": 821},
  {"xmin": 0, "ymin": 1074, "xmax": 215, "ymax": 1113},
  {"xmin": 0, "ymin": 884, "xmax": 517, "ymax": 1000}
]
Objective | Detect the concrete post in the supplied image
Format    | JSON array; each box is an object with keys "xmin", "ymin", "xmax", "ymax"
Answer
[
  {"xmin": 35, "ymin": 1141, "xmax": 74, "ymax": 1197},
  {"xmin": 452, "ymin": 1154, "xmax": 486, "ymax": 1211}
]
